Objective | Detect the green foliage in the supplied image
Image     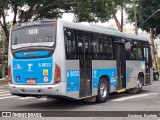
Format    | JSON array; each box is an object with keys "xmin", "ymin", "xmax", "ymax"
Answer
[
  {"xmin": 0, "ymin": 0, "xmax": 134, "ymax": 41},
  {"xmin": 126, "ymin": 0, "xmax": 160, "ymax": 35},
  {"xmin": 73, "ymin": 0, "xmax": 131, "ymax": 22},
  {"xmin": 0, "ymin": 0, "xmax": 134, "ymax": 24},
  {"xmin": 12, "ymin": 0, "xmax": 71, "ymax": 22},
  {"xmin": 0, "ymin": 0, "xmax": 133, "ymax": 24}
]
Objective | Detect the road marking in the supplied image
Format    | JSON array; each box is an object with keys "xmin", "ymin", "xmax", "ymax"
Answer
[
  {"xmin": 0, "ymin": 88, "xmax": 9, "ymax": 91},
  {"xmin": 18, "ymin": 97, "xmax": 36, "ymax": 100},
  {"xmin": 0, "ymin": 91, "xmax": 9, "ymax": 94},
  {"xmin": 111, "ymin": 93, "xmax": 158, "ymax": 101},
  {"xmin": 18, "ymin": 97, "xmax": 47, "ymax": 100},
  {"xmin": 38, "ymin": 98, "xmax": 47, "ymax": 101},
  {"xmin": 0, "ymin": 93, "xmax": 11, "ymax": 97},
  {"xmin": 0, "ymin": 96, "xmax": 18, "ymax": 100},
  {"xmin": 0, "ymin": 86, "xmax": 8, "ymax": 89}
]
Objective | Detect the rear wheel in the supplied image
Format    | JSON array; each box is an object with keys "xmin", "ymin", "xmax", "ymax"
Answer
[{"xmin": 96, "ymin": 78, "xmax": 109, "ymax": 103}]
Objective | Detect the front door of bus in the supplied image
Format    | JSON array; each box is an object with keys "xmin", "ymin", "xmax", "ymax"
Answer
[
  {"xmin": 115, "ymin": 42, "xmax": 126, "ymax": 89},
  {"xmin": 143, "ymin": 45, "xmax": 151, "ymax": 84},
  {"xmin": 77, "ymin": 31, "xmax": 92, "ymax": 97}
]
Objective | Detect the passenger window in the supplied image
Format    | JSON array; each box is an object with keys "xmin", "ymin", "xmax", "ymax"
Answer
[
  {"xmin": 91, "ymin": 34, "xmax": 113, "ymax": 59},
  {"xmin": 64, "ymin": 28, "xmax": 77, "ymax": 59},
  {"xmin": 144, "ymin": 47, "xmax": 149, "ymax": 62},
  {"xmin": 102, "ymin": 35, "xmax": 113, "ymax": 59},
  {"xmin": 125, "ymin": 41, "xmax": 131, "ymax": 60},
  {"xmin": 130, "ymin": 41, "xmax": 143, "ymax": 60},
  {"xmin": 91, "ymin": 33, "xmax": 99, "ymax": 59}
]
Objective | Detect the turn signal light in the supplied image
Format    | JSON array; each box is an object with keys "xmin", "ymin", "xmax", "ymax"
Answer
[{"xmin": 54, "ymin": 64, "xmax": 61, "ymax": 84}]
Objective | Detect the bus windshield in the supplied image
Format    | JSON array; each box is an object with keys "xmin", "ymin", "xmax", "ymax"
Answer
[{"xmin": 11, "ymin": 25, "xmax": 56, "ymax": 49}]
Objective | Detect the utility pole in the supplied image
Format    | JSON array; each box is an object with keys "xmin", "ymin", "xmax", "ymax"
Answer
[
  {"xmin": 150, "ymin": 28, "xmax": 158, "ymax": 70},
  {"xmin": 134, "ymin": 0, "xmax": 138, "ymax": 35}
]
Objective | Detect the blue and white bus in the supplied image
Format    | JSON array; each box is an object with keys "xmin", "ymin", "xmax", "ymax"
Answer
[{"xmin": 8, "ymin": 20, "xmax": 153, "ymax": 103}]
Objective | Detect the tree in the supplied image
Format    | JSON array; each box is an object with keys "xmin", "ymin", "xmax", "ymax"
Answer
[
  {"xmin": 127, "ymin": 0, "xmax": 160, "ymax": 35},
  {"xmin": 73, "ymin": 0, "xmax": 131, "ymax": 32},
  {"xmin": 126, "ymin": 0, "xmax": 160, "ymax": 69},
  {"xmin": 0, "ymin": 0, "xmax": 132, "ymax": 42},
  {"xmin": 111, "ymin": 0, "xmax": 131, "ymax": 32},
  {"xmin": 0, "ymin": 0, "xmax": 74, "ymax": 41}
]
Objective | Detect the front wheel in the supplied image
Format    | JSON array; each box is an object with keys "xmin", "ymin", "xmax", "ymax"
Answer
[
  {"xmin": 155, "ymin": 73, "xmax": 159, "ymax": 81},
  {"xmin": 136, "ymin": 77, "xmax": 143, "ymax": 93},
  {"xmin": 129, "ymin": 76, "xmax": 143, "ymax": 94},
  {"xmin": 96, "ymin": 78, "xmax": 109, "ymax": 103}
]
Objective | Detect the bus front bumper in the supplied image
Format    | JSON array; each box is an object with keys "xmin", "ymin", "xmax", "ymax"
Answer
[{"xmin": 8, "ymin": 83, "xmax": 65, "ymax": 97}]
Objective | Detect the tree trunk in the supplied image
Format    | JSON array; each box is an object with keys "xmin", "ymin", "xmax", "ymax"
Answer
[
  {"xmin": 113, "ymin": 14, "xmax": 121, "ymax": 31},
  {"xmin": 134, "ymin": 0, "xmax": 138, "ymax": 35},
  {"xmin": 150, "ymin": 28, "xmax": 157, "ymax": 70},
  {"xmin": 0, "ymin": 14, "xmax": 9, "ymax": 42},
  {"xmin": 120, "ymin": 5, "xmax": 123, "ymax": 32},
  {"xmin": 113, "ymin": 5, "xmax": 124, "ymax": 32},
  {"xmin": 13, "ymin": 4, "xmax": 18, "ymax": 25}
]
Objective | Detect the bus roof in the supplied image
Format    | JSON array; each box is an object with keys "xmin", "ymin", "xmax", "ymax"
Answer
[
  {"xmin": 13, "ymin": 19, "xmax": 149, "ymax": 42},
  {"xmin": 59, "ymin": 20, "xmax": 149, "ymax": 42}
]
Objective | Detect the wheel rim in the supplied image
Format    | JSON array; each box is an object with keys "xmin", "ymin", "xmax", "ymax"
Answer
[
  {"xmin": 100, "ymin": 83, "xmax": 107, "ymax": 98},
  {"xmin": 156, "ymin": 74, "xmax": 159, "ymax": 80},
  {"xmin": 137, "ymin": 79, "xmax": 142, "ymax": 90}
]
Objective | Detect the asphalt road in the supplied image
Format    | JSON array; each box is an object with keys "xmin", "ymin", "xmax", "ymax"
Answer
[{"xmin": 0, "ymin": 80, "xmax": 160, "ymax": 119}]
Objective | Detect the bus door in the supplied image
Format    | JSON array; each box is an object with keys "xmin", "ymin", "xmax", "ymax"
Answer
[
  {"xmin": 143, "ymin": 44, "xmax": 151, "ymax": 84},
  {"xmin": 115, "ymin": 42, "xmax": 126, "ymax": 90},
  {"xmin": 77, "ymin": 31, "xmax": 92, "ymax": 98}
]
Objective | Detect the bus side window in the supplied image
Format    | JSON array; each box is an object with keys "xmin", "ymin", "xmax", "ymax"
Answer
[
  {"xmin": 91, "ymin": 33, "xmax": 113, "ymax": 60},
  {"xmin": 91, "ymin": 33, "xmax": 99, "ymax": 59},
  {"xmin": 125, "ymin": 40, "xmax": 131, "ymax": 60},
  {"xmin": 144, "ymin": 47, "xmax": 149, "ymax": 62},
  {"xmin": 130, "ymin": 41, "xmax": 143, "ymax": 60},
  {"xmin": 102, "ymin": 35, "xmax": 113, "ymax": 59},
  {"xmin": 64, "ymin": 28, "xmax": 77, "ymax": 59}
]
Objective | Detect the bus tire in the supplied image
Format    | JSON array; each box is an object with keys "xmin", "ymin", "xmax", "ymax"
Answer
[
  {"xmin": 96, "ymin": 78, "xmax": 109, "ymax": 103},
  {"xmin": 155, "ymin": 73, "xmax": 159, "ymax": 81},
  {"xmin": 129, "ymin": 76, "xmax": 143, "ymax": 94}
]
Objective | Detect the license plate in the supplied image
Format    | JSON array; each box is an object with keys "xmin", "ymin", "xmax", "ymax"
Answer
[{"xmin": 27, "ymin": 79, "xmax": 36, "ymax": 84}]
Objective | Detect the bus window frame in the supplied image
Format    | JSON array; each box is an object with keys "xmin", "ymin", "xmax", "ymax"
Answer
[
  {"xmin": 127, "ymin": 39, "xmax": 144, "ymax": 61},
  {"xmin": 11, "ymin": 24, "xmax": 57, "ymax": 50},
  {"xmin": 10, "ymin": 24, "xmax": 57, "ymax": 59}
]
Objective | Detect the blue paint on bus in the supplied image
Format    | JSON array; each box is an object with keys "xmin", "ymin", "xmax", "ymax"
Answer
[
  {"xmin": 92, "ymin": 68, "xmax": 117, "ymax": 89},
  {"xmin": 12, "ymin": 57, "xmax": 53, "ymax": 84},
  {"xmin": 126, "ymin": 72, "xmax": 130, "ymax": 83},
  {"xmin": 15, "ymin": 51, "xmax": 49, "ymax": 57},
  {"xmin": 66, "ymin": 70, "xmax": 79, "ymax": 92}
]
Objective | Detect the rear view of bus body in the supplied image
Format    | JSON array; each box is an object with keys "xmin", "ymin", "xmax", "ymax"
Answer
[{"xmin": 8, "ymin": 20, "xmax": 153, "ymax": 103}]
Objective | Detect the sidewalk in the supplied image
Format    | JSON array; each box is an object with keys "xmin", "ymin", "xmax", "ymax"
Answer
[{"xmin": 0, "ymin": 78, "xmax": 9, "ymax": 86}]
